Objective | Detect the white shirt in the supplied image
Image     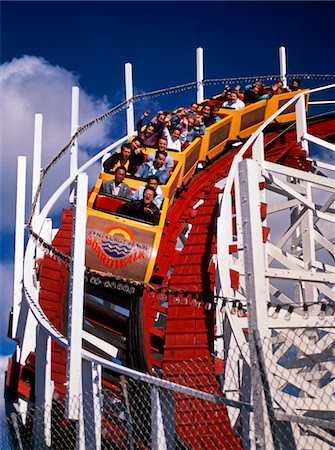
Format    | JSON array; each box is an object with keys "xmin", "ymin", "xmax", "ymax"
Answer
[
  {"xmin": 223, "ymin": 98, "xmax": 245, "ymax": 110},
  {"xmin": 162, "ymin": 126, "xmax": 187, "ymax": 152}
]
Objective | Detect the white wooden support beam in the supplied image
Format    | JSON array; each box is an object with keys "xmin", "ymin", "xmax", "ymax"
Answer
[
  {"xmin": 239, "ymin": 159, "xmax": 271, "ymax": 338},
  {"xmin": 13, "ymin": 155, "xmax": 38, "ymax": 367},
  {"xmin": 125, "ymin": 62, "xmax": 135, "ymax": 136},
  {"xmin": 279, "ymin": 46, "xmax": 288, "ymax": 88},
  {"xmin": 34, "ymin": 324, "xmax": 53, "ymax": 449},
  {"xmin": 31, "ymin": 113, "xmax": 43, "ymax": 227},
  {"xmin": 12, "ymin": 156, "xmax": 27, "ymax": 342},
  {"xmin": 66, "ymin": 172, "xmax": 88, "ymax": 420},
  {"xmin": 70, "ymin": 86, "xmax": 79, "ymax": 177},
  {"xmin": 196, "ymin": 47, "xmax": 204, "ymax": 104},
  {"xmin": 82, "ymin": 360, "xmax": 102, "ymax": 450},
  {"xmin": 300, "ymin": 182, "xmax": 317, "ymax": 303},
  {"xmin": 238, "ymin": 159, "xmax": 274, "ymax": 449},
  {"xmin": 303, "ymin": 132, "xmax": 335, "ymax": 152},
  {"xmin": 295, "ymin": 95, "xmax": 309, "ymax": 154},
  {"xmin": 70, "ymin": 86, "xmax": 80, "ymax": 203},
  {"xmin": 252, "ymin": 131, "xmax": 265, "ymax": 168}
]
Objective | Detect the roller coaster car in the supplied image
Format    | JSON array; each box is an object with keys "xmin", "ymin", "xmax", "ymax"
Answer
[{"xmin": 85, "ymin": 90, "xmax": 309, "ymax": 286}]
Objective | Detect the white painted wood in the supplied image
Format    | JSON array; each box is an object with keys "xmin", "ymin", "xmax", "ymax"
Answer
[
  {"xmin": 265, "ymin": 268, "xmax": 334, "ymax": 283},
  {"xmin": 196, "ymin": 47, "xmax": 204, "ymax": 103},
  {"xmin": 13, "ymin": 157, "xmax": 27, "ymax": 342},
  {"xmin": 304, "ymin": 132, "xmax": 335, "ymax": 152},
  {"xmin": 82, "ymin": 330, "xmax": 118, "ymax": 358},
  {"xmin": 295, "ymin": 95, "xmax": 309, "ymax": 153},
  {"xmin": 82, "ymin": 360, "xmax": 102, "ymax": 450},
  {"xmin": 66, "ymin": 173, "xmax": 88, "ymax": 420},
  {"xmin": 34, "ymin": 324, "xmax": 53, "ymax": 448},
  {"xmin": 70, "ymin": 86, "xmax": 80, "ymax": 204},
  {"xmin": 279, "ymin": 46, "xmax": 288, "ymax": 88},
  {"xmin": 31, "ymin": 114, "xmax": 43, "ymax": 227},
  {"xmin": 70, "ymin": 86, "xmax": 80, "ymax": 177},
  {"xmin": 264, "ymin": 161, "xmax": 335, "ymax": 188},
  {"xmin": 125, "ymin": 62, "xmax": 135, "ymax": 136},
  {"xmin": 238, "ymin": 159, "xmax": 274, "ymax": 449}
]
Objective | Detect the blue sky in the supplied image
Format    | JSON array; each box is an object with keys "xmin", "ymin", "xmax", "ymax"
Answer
[
  {"xmin": 0, "ymin": 0, "xmax": 335, "ymax": 345},
  {"xmin": 2, "ymin": 1, "xmax": 335, "ymax": 99}
]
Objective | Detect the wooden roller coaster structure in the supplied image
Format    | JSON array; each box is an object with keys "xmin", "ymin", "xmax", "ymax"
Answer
[{"xmin": 5, "ymin": 47, "xmax": 335, "ymax": 449}]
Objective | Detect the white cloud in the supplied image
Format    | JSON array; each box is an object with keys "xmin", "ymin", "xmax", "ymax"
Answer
[
  {"xmin": 0, "ymin": 56, "xmax": 122, "ymax": 338},
  {"xmin": 0, "ymin": 55, "xmax": 114, "ymax": 233}
]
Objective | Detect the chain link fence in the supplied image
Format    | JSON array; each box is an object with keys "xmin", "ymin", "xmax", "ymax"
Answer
[{"xmin": 2, "ymin": 327, "xmax": 334, "ymax": 449}]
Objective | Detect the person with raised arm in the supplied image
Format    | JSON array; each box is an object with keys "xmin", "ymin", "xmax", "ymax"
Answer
[
  {"xmin": 162, "ymin": 123, "xmax": 188, "ymax": 151},
  {"xmin": 136, "ymin": 110, "xmax": 163, "ymax": 147},
  {"xmin": 176, "ymin": 116, "xmax": 205, "ymax": 143},
  {"xmin": 223, "ymin": 91, "xmax": 245, "ymax": 110},
  {"xmin": 117, "ymin": 186, "xmax": 160, "ymax": 225}
]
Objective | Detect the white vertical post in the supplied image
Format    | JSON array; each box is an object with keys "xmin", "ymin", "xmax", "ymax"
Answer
[
  {"xmin": 238, "ymin": 159, "xmax": 275, "ymax": 450},
  {"xmin": 66, "ymin": 172, "xmax": 88, "ymax": 420},
  {"xmin": 196, "ymin": 47, "xmax": 204, "ymax": 103},
  {"xmin": 279, "ymin": 46, "xmax": 288, "ymax": 88},
  {"xmin": 125, "ymin": 62, "xmax": 135, "ymax": 136},
  {"xmin": 300, "ymin": 181, "xmax": 317, "ymax": 304},
  {"xmin": 82, "ymin": 360, "xmax": 102, "ymax": 450},
  {"xmin": 296, "ymin": 95, "xmax": 309, "ymax": 154},
  {"xmin": 70, "ymin": 86, "xmax": 80, "ymax": 178},
  {"xmin": 12, "ymin": 156, "xmax": 27, "ymax": 342},
  {"xmin": 32, "ymin": 114, "xmax": 43, "ymax": 226},
  {"xmin": 34, "ymin": 324, "xmax": 53, "ymax": 449}
]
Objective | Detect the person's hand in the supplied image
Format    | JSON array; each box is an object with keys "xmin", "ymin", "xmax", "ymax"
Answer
[
  {"xmin": 144, "ymin": 206, "xmax": 152, "ymax": 214},
  {"xmin": 144, "ymin": 110, "xmax": 150, "ymax": 117}
]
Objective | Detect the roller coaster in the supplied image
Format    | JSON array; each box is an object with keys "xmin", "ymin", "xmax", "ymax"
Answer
[{"xmin": 4, "ymin": 48, "xmax": 335, "ymax": 449}]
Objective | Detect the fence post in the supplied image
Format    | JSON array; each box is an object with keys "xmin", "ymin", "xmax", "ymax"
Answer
[
  {"xmin": 196, "ymin": 47, "xmax": 204, "ymax": 103},
  {"xmin": 66, "ymin": 172, "xmax": 88, "ymax": 421},
  {"xmin": 151, "ymin": 385, "xmax": 175, "ymax": 449},
  {"xmin": 34, "ymin": 324, "xmax": 53, "ymax": 449},
  {"xmin": 125, "ymin": 62, "xmax": 135, "ymax": 136},
  {"xmin": 82, "ymin": 360, "xmax": 102, "ymax": 450}
]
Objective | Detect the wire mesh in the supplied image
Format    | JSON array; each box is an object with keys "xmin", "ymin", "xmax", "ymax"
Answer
[{"xmin": 2, "ymin": 330, "xmax": 334, "ymax": 449}]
